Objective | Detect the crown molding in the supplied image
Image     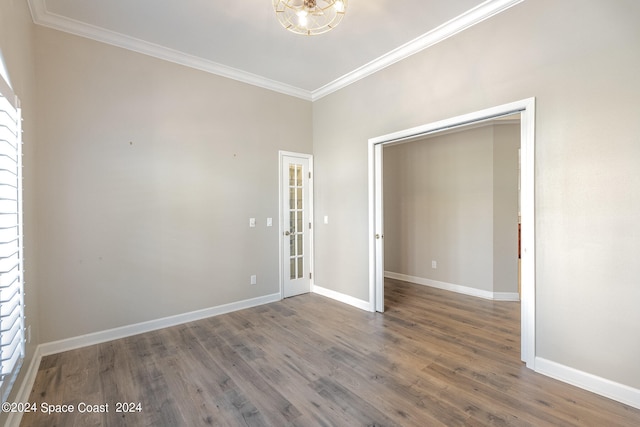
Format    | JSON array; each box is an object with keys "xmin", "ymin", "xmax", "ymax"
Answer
[
  {"xmin": 27, "ymin": 0, "xmax": 313, "ymax": 101},
  {"xmin": 28, "ymin": 0, "xmax": 523, "ymax": 103},
  {"xmin": 311, "ymin": 0, "xmax": 524, "ymax": 101}
]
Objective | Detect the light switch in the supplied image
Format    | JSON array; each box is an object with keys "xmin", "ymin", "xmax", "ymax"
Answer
[
  {"xmin": 249, "ymin": 218, "xmax": 256, "ymax": 228},
  {"xmin": 267, "ymin": 217, "xmax": 273, "ymax": 227},
  {"xmin": 324, "ymin": 215, "xmax": 329, "ymax": 224}
]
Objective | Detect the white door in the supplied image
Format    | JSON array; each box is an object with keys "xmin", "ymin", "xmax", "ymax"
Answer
[
  {"xmin": 281, "ymin": 153, "xmax": 312, "ymax": 298},
  {"xmin": 374, "ymin": 143, "xmax": 385, "ymax": 312}
]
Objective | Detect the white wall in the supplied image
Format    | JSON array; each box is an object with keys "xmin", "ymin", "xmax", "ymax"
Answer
[
  {"xmin": 313, "ymin": 0, "xmax": 640, "ymax": 390},
  {"xmin": 34, "ymin": 27, "xmax": 312, "ymax": 342}
]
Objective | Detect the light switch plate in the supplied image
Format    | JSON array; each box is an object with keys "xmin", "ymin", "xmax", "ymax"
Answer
[{"xmin": 249, "ymin": 218, "xmax": 256, "ymax": 227}]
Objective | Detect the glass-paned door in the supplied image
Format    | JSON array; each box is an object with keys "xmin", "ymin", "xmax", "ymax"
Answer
[{"xmin": 281, "ymin": 154, "xmax": 311, "ymax": 297}]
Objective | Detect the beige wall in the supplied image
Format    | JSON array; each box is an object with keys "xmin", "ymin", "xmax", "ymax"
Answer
[
  {"xmin": 492, "ymin": 123, "xmax": 520, "ymax": 293},
  {"xmin": 34, "ymin": 27, "xmax": 312, "ymax": 342},
  {"xmin": 383, "ymin": 123, "xmax": 519, "ymax": 294},
  {"xmin": 313, "ymin": 0, "xmax": 640, "ymax": 390},
  {"xmin": 0, "ymin": 0, "xmax": 40, "ymax": 414}
]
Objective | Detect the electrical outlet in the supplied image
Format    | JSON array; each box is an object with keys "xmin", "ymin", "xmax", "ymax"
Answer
[
  {"xmin": 431, "ymin": 260, "xmax": 437, "ymax": 269},
  {"xmin": 249, "ymin": 218, "xmax": 256, "ymax": 228},
  {"xmin": 250, "ymin": 275, "xmax": 257, "ymax": 285}
]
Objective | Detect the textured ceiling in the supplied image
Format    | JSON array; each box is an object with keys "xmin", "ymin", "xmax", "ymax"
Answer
[{"xmin": 29, "ymin": 0, "xmax": 522, "ymax": 99}]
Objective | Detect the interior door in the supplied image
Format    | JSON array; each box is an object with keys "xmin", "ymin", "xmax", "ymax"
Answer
[
  {"xmin": 374, "ymin": 143, "xmax": 385, "ymax": 312},
  {"xmin": 281, "ymin": 154, "xmax": 311, "ymax": 298}
]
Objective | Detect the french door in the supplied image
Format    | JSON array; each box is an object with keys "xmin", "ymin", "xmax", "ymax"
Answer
[{"xmin": 280, "ymin": 153, "xmax": 312, "ymax": 298}]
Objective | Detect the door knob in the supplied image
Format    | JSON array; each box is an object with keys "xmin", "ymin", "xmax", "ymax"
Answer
[{"xmin": 284, "ymin": 230, "xmax": 291, "ymax": 236}]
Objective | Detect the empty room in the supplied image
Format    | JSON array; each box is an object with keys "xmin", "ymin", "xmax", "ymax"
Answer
[{"xmin": 1, "ymin": 0, "xmax": 639, "ymax": 426}]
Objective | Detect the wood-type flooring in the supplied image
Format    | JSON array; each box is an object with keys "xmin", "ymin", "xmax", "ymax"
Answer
[{"xmin": 21, "ymin": 279, "xmax": 640, "ymax": 426}]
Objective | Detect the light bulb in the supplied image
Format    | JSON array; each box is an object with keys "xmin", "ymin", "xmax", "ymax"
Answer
[
  {"xmin": 296, "ymin": 9, "xmax": 308, "ymax": 26},
  {"xmin": 334, "ymin": 1, "xmax": 344, "ymax": 13}
]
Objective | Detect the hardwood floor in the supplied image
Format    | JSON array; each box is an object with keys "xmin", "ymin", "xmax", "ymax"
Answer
[{"xmin": 21, "ymin": 279, "xmax": 640, "ymax": 426}]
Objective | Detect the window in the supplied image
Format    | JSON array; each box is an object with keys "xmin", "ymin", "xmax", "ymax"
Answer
[{"xmin": 0, "ymin": 74, "xmax": 24, "ymax": 402}]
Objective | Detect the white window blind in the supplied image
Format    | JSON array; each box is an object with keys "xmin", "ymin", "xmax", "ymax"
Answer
[{"xmin": 0, "ymin": 74, "xmax": 24, "ymax": 403}]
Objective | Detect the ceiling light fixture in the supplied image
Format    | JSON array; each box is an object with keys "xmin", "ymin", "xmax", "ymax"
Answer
[{"xmin": 273, "ymin": 0, "xmax": 347, "ymax": 36}]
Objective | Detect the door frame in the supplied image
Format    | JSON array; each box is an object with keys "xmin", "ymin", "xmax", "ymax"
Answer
[
  {"xmin": 279, "ymin": 151, "xmax": 314, "ymax": 299},
  {"xmin": 367, "ymin": 98, "xmax": 536, "ymax": 368}
]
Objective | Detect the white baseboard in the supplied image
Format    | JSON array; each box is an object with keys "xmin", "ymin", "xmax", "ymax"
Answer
[
  {"xmin": 5, "ymin": 346, "xmax": 44, "ymax": 427},
  {"xmin": 5, "ymin": 292, "xmax": 282, "ymax": 427},
  {"xmin": 311, "ymin": 284, "xmax": 372, "ymax": 311},
  {"xmin": 493, "ymin": 291, "xmax": 521, "ymax": 301},
  {"xmin": 385, "ymin": 271, "xmax": 520, "ymax": 301},
  {"xmin": 535, "ymin": 357, "xmax": 640, "ymax": 410},
  {"xmin": 387, "ymin": 271, "xmax": 640, "ymax": 409},
  {"xmin": 7, "ymin": 290, "xmax": 639, "ymax": 425},
  {"xmin": 38, "ymin": 292, "xmax": 281, "ymax": 357}
]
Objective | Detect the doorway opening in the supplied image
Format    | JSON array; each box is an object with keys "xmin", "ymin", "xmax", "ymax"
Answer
[
  {"xmin": 383, "ymin": 114, "xmax": 521, "ymax": 300},
  {"xmin": 368, "ymin": 98, "xmax": 536, "ymax": 368}
]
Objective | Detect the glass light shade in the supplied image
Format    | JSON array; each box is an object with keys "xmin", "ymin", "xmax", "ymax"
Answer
[{"xmin": 273, "ymin": 0, "xmax": 348, "ymax": 35}]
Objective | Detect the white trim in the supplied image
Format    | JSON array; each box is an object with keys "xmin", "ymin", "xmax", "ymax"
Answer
[
  {"xmin": 311, "ymin": 284, "xmax": 372, "ymax": 312},
  {"xmin": 27, "ymin": 0, "xmax": 522, "ymax": 101},
  {"xmin": 368, "ymin": 144, "xmax": 377, "ymax": 312},
  {"xmin": 493, "ymin": 292, "xmax": 521, "ymax": 302},
  {"xmin": 518, "ymin": 99, "xmax": 536, "ymax": 368},
  {"xmin": 369, "ymin": 99, "xmax": 532, "ymax": 146},
  {"xmin": 4, "ymin": 292, "xmax": 280, "ymax": 426},
  {"xmin": 373, "ymin": 143, "xmax": 385, "ymax": 312},
  {"xmin": 27, "ymin": 0, "xmax": 310, "ymax": 101},
  {"xmin": 9, "ymin": 304, "xmax": 637, "ymax": 427},
  {"xmin": 536, "ymin": 357, "xmax": 640, "ymax": 410},
  {"xmin": 4, "ymin": 345, "xmax": 43, "ymax": 427},
  {"xmin": 312, "ymin": 0, "xmax": 524, "ymax": 101},
  {"xmin": 369, "ymin": 98, "xmax": 536, "ymax": 368},
  {"xmin": 385, "ymin": 271, "xmax": 520, "ymax": 302},
  {"xmin": 38, "ymin": 293, "xmax": 281, "ymax": 356}
]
